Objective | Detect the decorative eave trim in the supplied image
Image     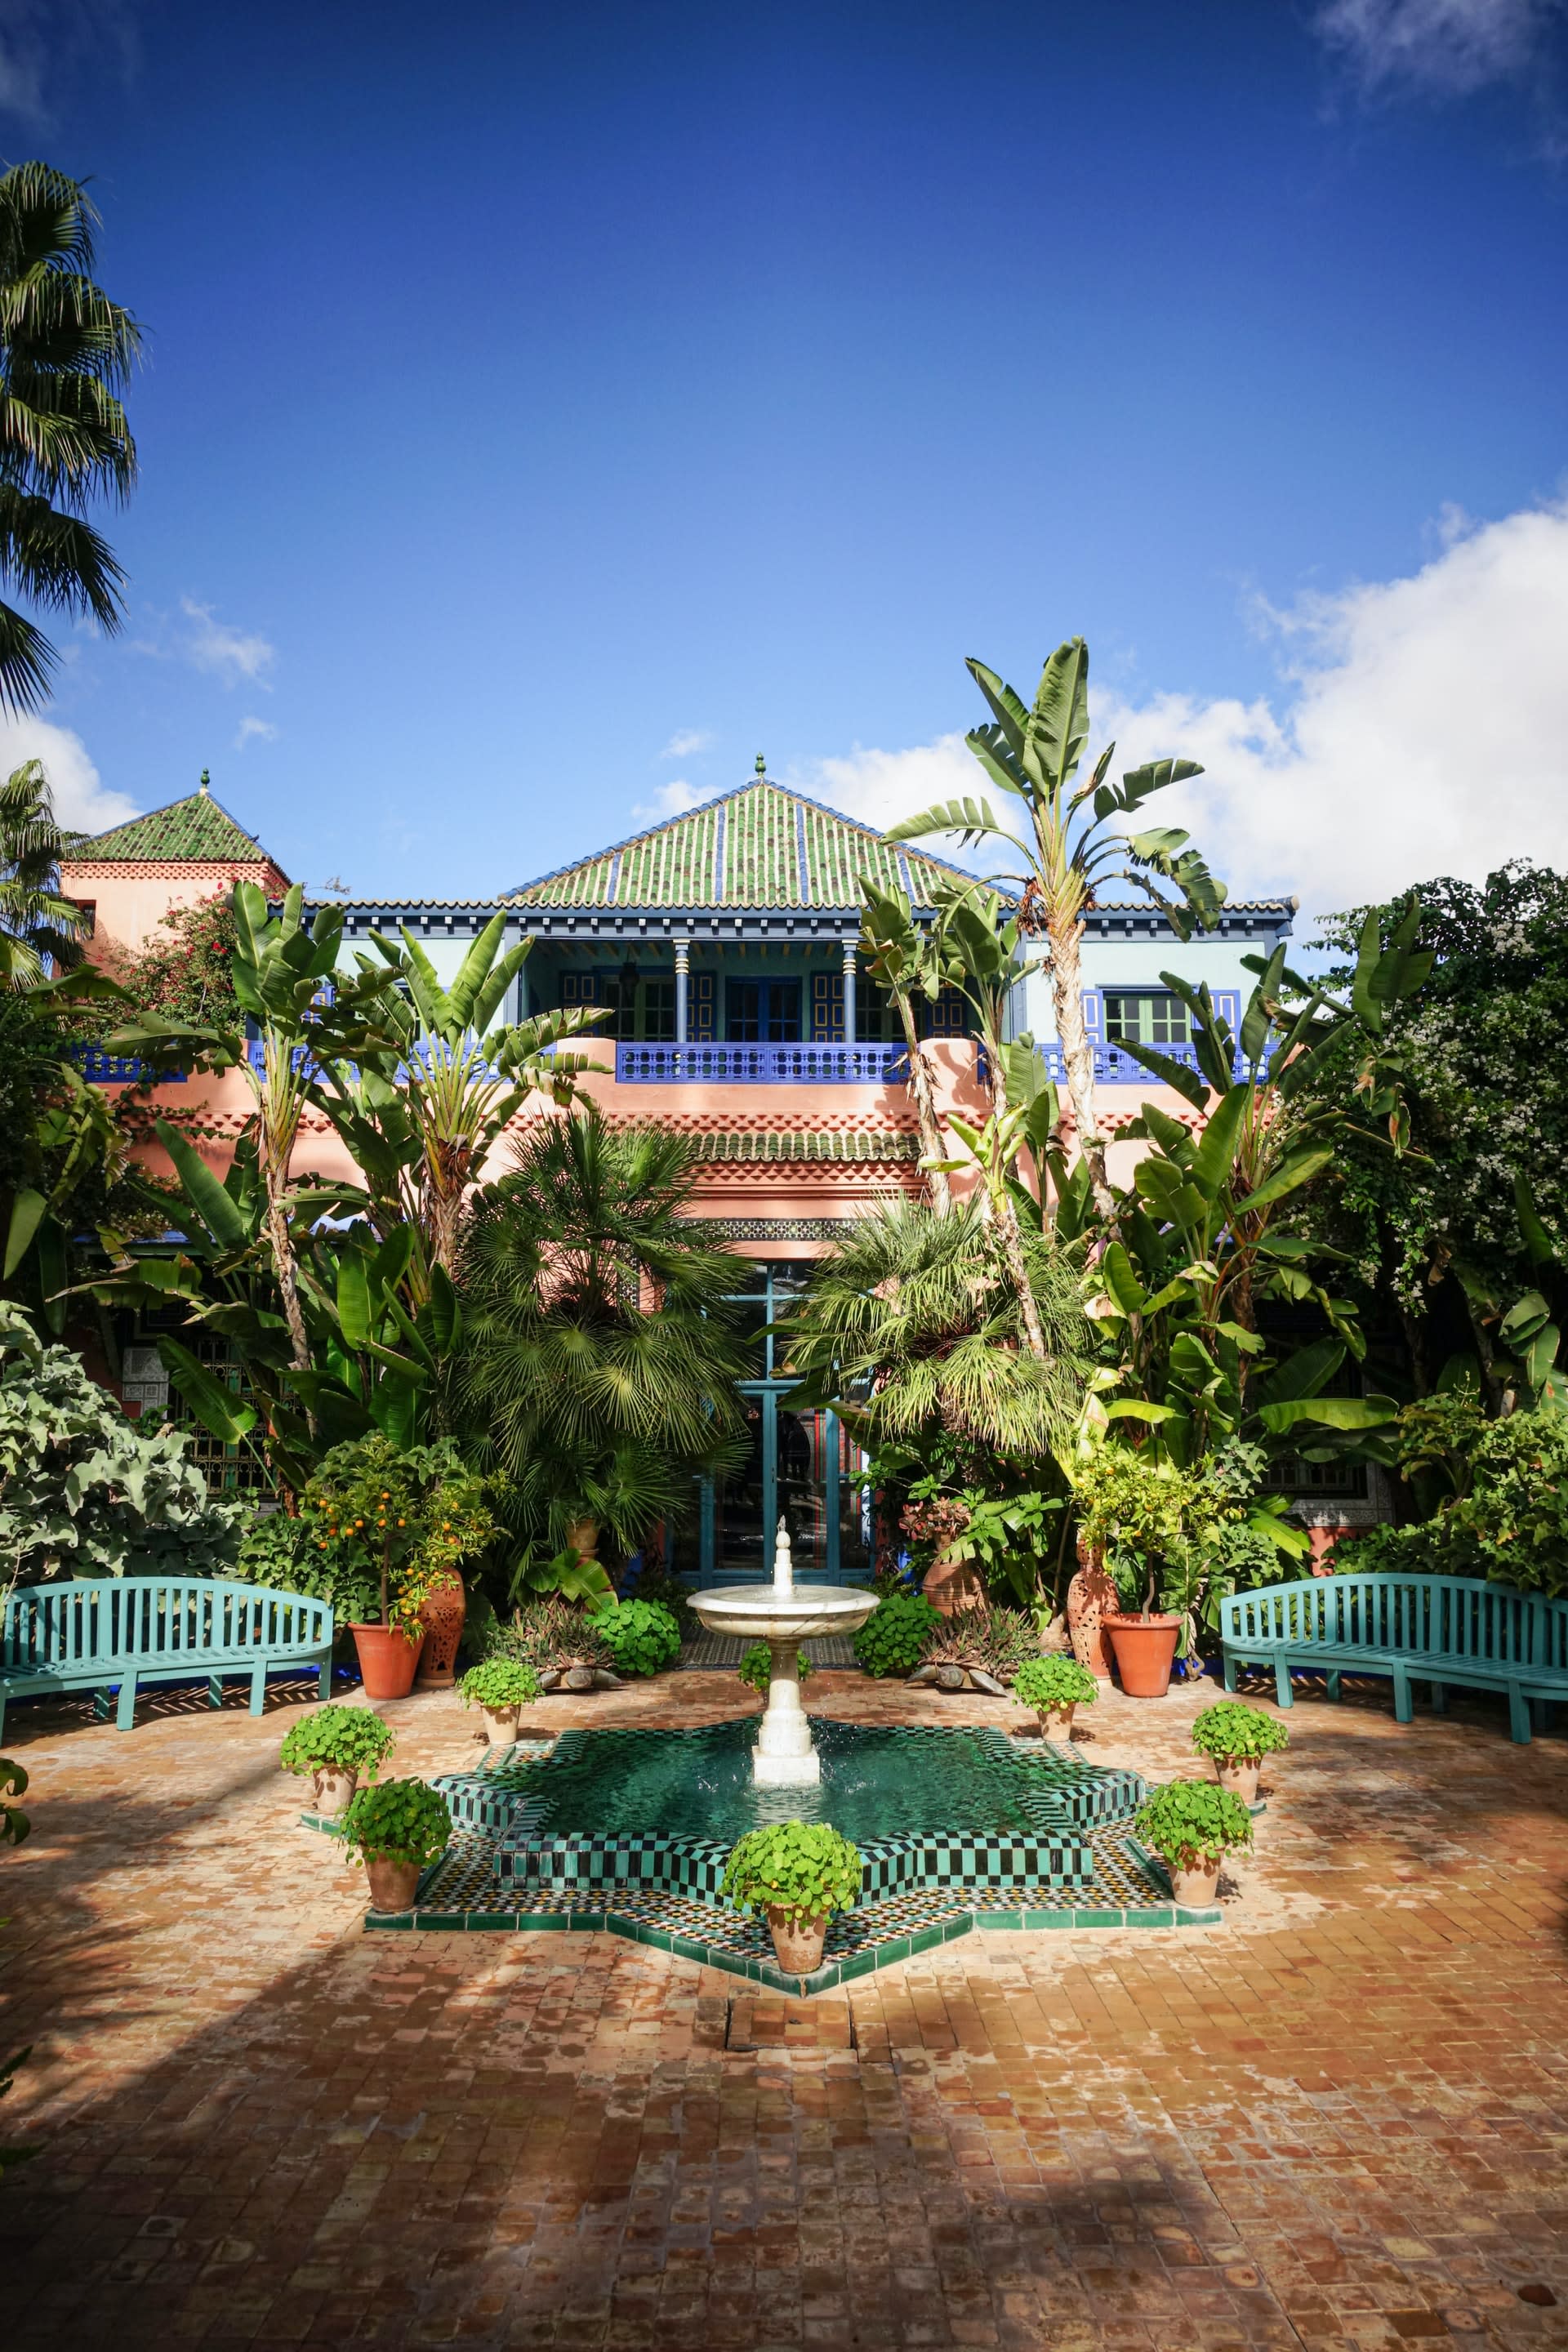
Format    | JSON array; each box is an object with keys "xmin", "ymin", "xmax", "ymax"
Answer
[{"xmin": 64, "ymin": 857, "xmax": 290, "ymax": 893}]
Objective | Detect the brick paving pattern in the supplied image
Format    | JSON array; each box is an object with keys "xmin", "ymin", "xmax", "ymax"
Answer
[{"xmin": 2, "ymin": 1663, "xmax": 1565, "ymax": 2349}]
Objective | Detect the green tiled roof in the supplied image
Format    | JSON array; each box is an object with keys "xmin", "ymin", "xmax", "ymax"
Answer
[
  {"xmin": 687, "ymin": 1129, "xmax": 920, "ymax": 1164},
  {"xmin": 75, "ymin": 785, "xmax": 277, "ymax": 866},
  {"xmin": 506, "ymin": 780, "xmax": 977, "ymax": 912}
]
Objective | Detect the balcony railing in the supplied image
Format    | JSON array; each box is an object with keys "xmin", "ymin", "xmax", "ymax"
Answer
[
  {"xmin": 73, "ymin": 1049, "xmax": 187, "ymax": 1085},
  {"xmin": 615, "ymin": 1041, "xmax": 912, "ymax": 1085}
]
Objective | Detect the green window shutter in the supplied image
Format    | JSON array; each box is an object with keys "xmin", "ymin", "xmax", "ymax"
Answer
[
  {"xmin": 689, "ymin": 971, "xmax": 715, "ymax": 1041},
  {"xmin": 811, "ymin": 970, "xmax": 843, "ymax": 1041}
]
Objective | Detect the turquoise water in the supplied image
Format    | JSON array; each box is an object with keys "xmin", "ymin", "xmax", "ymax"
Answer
[{"xmin": 521, "ymin": 1716, "xmax": 1050, "ymax": 1844}]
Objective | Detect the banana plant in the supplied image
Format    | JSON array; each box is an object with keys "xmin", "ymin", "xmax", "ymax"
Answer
[
  {"xmin": 105, "ymin": 884, "xmax": 407, "ymax": 1377},
  {"xmin": 1088, "ymin": 915, "xmax": 1430, "ymax": 1464},
  {"xmin": 855, "ymin": 880, "xmax": 951, "ymax": 1212},
  {"xmin": 318, "ymin": 911, "xmax": 611, "ymax": 1296},
  {"xmin": 888, "ymin": 637, "xmax": 1223, "ymax": 1221}
]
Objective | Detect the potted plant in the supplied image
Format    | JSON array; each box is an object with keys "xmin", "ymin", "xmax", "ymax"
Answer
[
  {"xmin": 720, "ymin": 1820, "xmax": 863, "ymax": 1977},
  {"xmin": 1071, "ymin": 1447, "xmax": 1207, "ymax": 1699},
  {"xmin": 342, "ymin": 1776, "xmax": 452, "ymax": 1913},
  {"xmin": 1135, "ymin": 1780, "xmax": 1253, "ymax": 1908},
  {"xmin": 1189, "ymin": 1700, "xmax": 1289, "ymax": 1806},
  {"xmin": 303, "ymin": 1437, "xmax": 492, "ymax": 1702},
  {"xmin": 459, "ymin": 1656, "xmax": 541, "ymax": 1746},
  {"xmin": 1011, "ymin": 1655, "xmax": 1098, "ymax": 1742},
  {"xmin": 278, "ymin": 1704, "xmax": 396, "ymax": 1815},
  {"xmin": 738, "ymin": 1642, "xmax": 813, "ymax": 1697}
]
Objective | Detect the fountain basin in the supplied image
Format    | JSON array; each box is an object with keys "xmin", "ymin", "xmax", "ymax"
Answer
[{"xmin": 688, "ymin": 1577, "xmax": 878, "ymax": 1784}]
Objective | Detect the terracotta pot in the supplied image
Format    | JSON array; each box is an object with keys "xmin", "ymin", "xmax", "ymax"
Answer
[
  {"xmin": 363, "ymin": 1851, "xmax": 421, "ymax": 1912},
  {"xmin": 1104, "ymin": 1611, "xmax": 1182, "ymax": 1698},
  {"xmin": 480, "ymin": 1703, "xmax": 523, "ymax": 1747},
  {"xmin": 349, "ymin": 1622, "xmax": 425, "ymax": 1700},
  {"xmin": 921, "ymin": 1547, "xmax": 987, "ymax": 1615},
  {"xmin": 1215, "ymin": 1757, "xmax": 1261, "ymax": 1805},
  {"xmin": 565, "ymin": 1517, "xmax": 599, "ymax": 1560},
  {"xmin": 310, "ymin": 1764, "xmax": 357, "ymax": 1816},
  {"xmin": 1067, "ymin": 1549, "xmax": 1118, "ymax": 1677},
  {"xmin": 415, "ymin": 1572, "xmax": 466, "ymax": 1689},
  {"xmin": 1037, "ymin": 1704, "xmax": 1076, "ymax": 1744},
  {"xmin": 767, "ymin": 1909, "xmax": 828, "ymax": 1975},
  {"xmin": 1168, "ymin": 1858, "xmax": 1221, "ymax": 1908}
]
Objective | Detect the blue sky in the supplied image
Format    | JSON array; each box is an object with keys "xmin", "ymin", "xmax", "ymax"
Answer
[{"xmin": 6, "ymin": 0, "xmax": 1568, "ymax": 913}]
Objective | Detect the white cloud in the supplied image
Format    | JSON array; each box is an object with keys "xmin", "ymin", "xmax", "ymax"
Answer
[
  {"xmin": 630, "ymin": 778, "xmax": 709, "ymax": 822},
  {"xmin": 793, "ymin": 500, "xmax": 1568, "ymax": 921},
  {"xmin": 0, "ymin": 2, "xmax": 136, "ymax": 127},
  {"xmin": 661, "ymin": 728, "xmax": 713, "ymax": 759},
  {"xmin": 1313, "ymin": 0, "xmax": 1565, "ymax": 93},
  {"xmin": 0, "ymin": 712, "xmax": 137, "ymax": 835},
  {"xmin": 180, "ymin": 599, "xmax": 274, "ymax": 687},
  {"xmin": 234, "ymin": 714, "xmax": 278, "ymax": 751},
  {"xmin": 1094, "ymin": 500, "xmax": 1568, "ymax": 917}
]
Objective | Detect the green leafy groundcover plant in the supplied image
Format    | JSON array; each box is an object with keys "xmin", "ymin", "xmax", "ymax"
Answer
[
  {"xmin": 853, "ymin": 1591, "xmax": 940, "ymax": 1677},
  {"xmin": 460, "ymin": 1657, "xmax": 541, "ymax": 1711},
  {"xmin": 1011, "ymin": 1655, "xmax": 1098, "ymax": 1713},
  {"xmin": 1136, "ymin": 1780, "xmax": 1254, "ymax": 1869},
  {"xmin": 737, "ymin": 1643, "xmax": 813, "ymax": 1696},
  {"xmin": 721, "ymin": 1821, "xmax": 863, "ymax": 1925},
  {"xmin": 278, "ymin": 1704, "xmax": 396, "ymax": 1781},
  {"xmin": 342, "ymin": 1777, "xmax": 452, "ymax": 1869},
  {"xmin": 1190, "ymin": 1701, "xmax": 1290, "ymax": 1765},
  {"xmin": 591, "ymin": 1597, "xmax": 681, "ymax": 1677}
]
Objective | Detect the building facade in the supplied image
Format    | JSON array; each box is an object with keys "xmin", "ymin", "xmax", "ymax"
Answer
[{"xmin": 64, "ymin": 770, "xmax": 1336, "ymax": 1583}]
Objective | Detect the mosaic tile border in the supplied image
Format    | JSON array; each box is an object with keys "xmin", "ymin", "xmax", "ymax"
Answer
[{"xmin": 360, "ymin": 1827, "xmax": 1222, "ymax": 1991}]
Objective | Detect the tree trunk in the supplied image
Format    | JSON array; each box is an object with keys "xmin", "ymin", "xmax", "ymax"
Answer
[
  {"xmin": 996, "ymin": 1194, "xmax": 1048, "ymax": 1361},
  {"xmin": 897, "ymin": 997, "xmax": 951, "ymax": 1214},
  {"xmin": 265, "ymin": 1184, "xmax": 313, "ymax": 1377},
  {"xmin": 1049, "ymin": 915, "xmax": 1114, "ymax": 1222}
]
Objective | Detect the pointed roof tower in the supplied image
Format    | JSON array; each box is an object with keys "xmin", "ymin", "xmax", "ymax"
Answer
[{"xmin": 65, "ymin": 770, "xmax": 291, "ymax": 890}]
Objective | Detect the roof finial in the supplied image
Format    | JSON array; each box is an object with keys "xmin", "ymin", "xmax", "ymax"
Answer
[
  {"xmin": 755, "ymin": 752, "xmax": 767, "ymax": 777},
  {"xmin": 198, "ymin": 768, "xmax": 210, "ymax": 795}
]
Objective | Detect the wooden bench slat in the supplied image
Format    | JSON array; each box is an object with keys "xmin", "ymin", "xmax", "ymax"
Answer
[
  {"xmin": 1219, "ymin": 1573, "xmax": 1568, "ymax": 1744},
  {"xmin": 0, "ymin": 1577, "xmax": 336, "ymax": 1735}
]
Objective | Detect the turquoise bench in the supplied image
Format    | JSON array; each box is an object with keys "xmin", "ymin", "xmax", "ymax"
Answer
[
  {"xmin": 0, "ymin": 1577, "xmax": 334, "ymax": 1738},
  {"xmin": 1220, "ymin": 1572, "xmax": 1568, "ymax": 1744}
]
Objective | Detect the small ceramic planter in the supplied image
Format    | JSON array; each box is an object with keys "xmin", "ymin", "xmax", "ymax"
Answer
[
  {"xmin": 364, "ymin": 1851, "xmax": 421, "ymax": 1912},
  {"xmin": 350, "ymin": 1623, "xmax": 425, "ymax": 1700},
  {"xmin": 1037, "ymin": 1704, "xmax": 1076, "ymax": 1744},
  {"xmin": 1167, "ymin": 1858, "xmax": 1222, "ymax": 1908},
  {"xmin": 1103, "ymin": 1611, "xmax": 1182, "ymax": 1698},
  {"xmin": 479, "ymin": 1703, "xmax": 523, "ymax": 1748},
  {"xmin": 1214, "ymin": 1757, "xmax": 1261, "ymax": 1805},
  {"xmin": 767, "ymin": 1909, "xmax": 828, "ymax": 1974},
  {"xmin": 311, "ymin": 1765, "xmax": 357, "ymax": 1816}
]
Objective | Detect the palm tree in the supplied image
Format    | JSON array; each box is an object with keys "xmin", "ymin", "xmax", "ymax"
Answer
[
  {"xmin": 889, "ymin": 638, "xmax": 1223, "ymax": 1223},
  {"xmin": 0, "ymin": 757, "xmax": 86, "ymax": 987},
  {"xmin": 777, "ymin": 1197, "xmax": 1094, "ymax": 1459},
  {"xmin": 450, "ymin": 1109, "xmax": 751, "ymax": 1570},
  {"xmin": 0, "ymin": 163, "xmax": 140, "ymax": 713}
]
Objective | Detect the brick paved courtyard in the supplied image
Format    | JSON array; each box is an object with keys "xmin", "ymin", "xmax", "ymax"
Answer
[{"xmin": 2, "ymin": 1665, "xmax": 1566, "ymax": 2350}]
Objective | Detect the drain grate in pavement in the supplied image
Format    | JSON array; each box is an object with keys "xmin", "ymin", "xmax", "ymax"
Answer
[{"xmin": 675, "ymin": 1633, "xmax": 862, "ymax": 1670}]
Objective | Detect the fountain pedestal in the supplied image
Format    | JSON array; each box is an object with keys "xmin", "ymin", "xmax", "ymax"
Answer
[{"xmin": 688, "ymin": 1519, "xmax": 879, "ymax": 1788}]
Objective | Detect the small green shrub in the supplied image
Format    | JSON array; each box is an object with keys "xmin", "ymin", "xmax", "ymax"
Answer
[
  {"xmin": 1011, "ymin": 1655, "xmax": 1098, "ymax": 1713},
  {"xmin": 853, "ymin": 1592, "xmax": 940, "ymax": 1677},
  {"xmin": 1136, "ymin": 1780, "xmax": 1254, "ymax": 1869},
  {"xmin": 279, "ymin": 1704, "xmax": 396, "ymax": 1781},
  {"xmin": 738, "ymin": 1643, "xmax": 813, "ymax": 1696},
  {"xmin": 591, "ymin": 1597, "xmax": 681, "ymax": 1677},
  {"xmin": 1190, "ymin": 1701, "xmax": 1290, "ymax": 1763},
  {"xmin": 342, "ymin": 1777, "xmax": 452, "ymax": 1869},
  {"xmin": 721, "ymin": 1820, "xmax": 862, "ymax": 1923},
  {"xmin": 460, "ymin": 1657, "xmax": 541, "ymax": 1713}
]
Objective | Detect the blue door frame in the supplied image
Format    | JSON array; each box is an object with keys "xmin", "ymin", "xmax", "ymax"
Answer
[{"xmin": 693, "ymin": 1382, "xmax": 860, "ymax": 1585}]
